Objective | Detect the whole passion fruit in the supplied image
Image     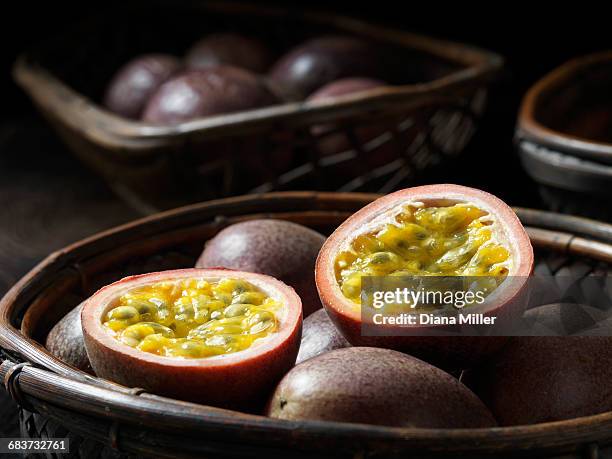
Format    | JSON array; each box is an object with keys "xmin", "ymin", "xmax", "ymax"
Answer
[
  {"xmin": 185, "ymin": 33, "xmax": 272, "ymax": 73},
  {"xmin": 468, "ymin": 336, "xmax": 612, "ymax": 425},
  {"xmin": 103, "ymin": 54, "xmax": 181, "ymax": 119},
  {"xmin": 196, "ymin": 219, "xmax": 325, "ymax": 317},
  {"xmin": 268, "ymin": 36, "xmax": 383, "ymax": 99},
  {"xmin": 523, "ymin": 302, "xmax": 610, "ymax": 336},
  {"xmin": 308, "ymin": 77, "xmax": 385, "ymax": 100},
  {"xmin": 46, "ymin": 302, "xmax": 93, "ymax": 374},
  {"xmin": 295, "ymin": 308, "xmax": 350, "ymax": 364},
  {"xmin": 142, "ymin": 66, "xmax": 277, "ymax": 124},
  {"xmin": 308, "ymin": 77, "xmax": 396, "ymax": 170},
  {"xmin": 82, "ymin": 269, "xmax": 302, "ymax": 409},
  {"xmin": 579, "ymin": 317, "xmax": 612, "ymax": 336},
  {"xmin": 267, "ymin": 347, "xmax": 496, "ymax": 428},
  {"xmin": 315, "ymin": 184, "xmax": 534, "ymax": 368}
]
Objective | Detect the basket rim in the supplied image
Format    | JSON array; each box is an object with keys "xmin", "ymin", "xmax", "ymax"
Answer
[
  {"xmin": 2, "ymin": 191, "xmax": 612, "ymax": 453},
  {"xmin": 4, "ymin": 359, "xmax": 612, "ymax": 457},
  {"xmin": 517, "ymin": 140, "xmax": 612, "ymax": 195},
  {"xmin": 516, "ymin": 50, "xmax": 612, "ymax": 162},
  {"xmin": 12, "ymin": 1, "xmax": 503, "ymax": 154}
]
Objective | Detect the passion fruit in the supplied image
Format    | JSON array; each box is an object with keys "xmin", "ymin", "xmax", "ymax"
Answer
[
  {"xmin": 315, "ymin": 184, "xmax": 534, "ymax": 368},
  {"xmin": 296, "ymin": 308, "xmax": 350, "ymax": 364},
  {"xmin": 267, "ymin": 347, "xmax": 496, "ymax": 427},
  {"xmin": 81, "ymin": 269, "xmax": 302, "ymax": 409},
  {"xmin": 142, "ymin": 66, "xmax": 277, "ymax": 124},
  {"xmin": 268, "ymin": 36, "xmax": 383, "ymax": 99},
  {"xmin": 196, "ymin": 219, "xmax": 325, "ymax": 317},
  {"xmin": 185, "ymin": 33, "xmax": 272, "ymax": 73},
  {"xmin": 308, "ymin": 78, "xmax": 396, "ymax": 169},
  {"xmin": 308, "ymin": 77, "xmax": 385, "ymax": 101},
  {"xmin": 103, "ymin": 54, "xmax": 181, "ymax": 119},
  {"xmin": 579, "ymin": 317, "xmax": 612, "ymax": 336},
  {"xmin": 523, "ymin": 302, "xmax": 610, "ymax": 335},
  {"xmin": 46, "ymin": 302, "xmax": 93, "ymax": 374},
  {"xmin": 468, "ymin": 336, "xmax": 612, "ymax": 425}
]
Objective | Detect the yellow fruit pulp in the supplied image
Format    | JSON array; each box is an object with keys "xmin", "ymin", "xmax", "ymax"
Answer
[
  {"xmin": 102, "ymin": 278, "xmax": 280, "ymax": 358},
  {"xmin": 335, "ymin": 203, "xmax": 511, "ymax": 304}
]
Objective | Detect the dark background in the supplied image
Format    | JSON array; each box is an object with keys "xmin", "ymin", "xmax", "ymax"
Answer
[{"xmin": 0, "ymin": 0, "xmax": 610, "ymax": 435}]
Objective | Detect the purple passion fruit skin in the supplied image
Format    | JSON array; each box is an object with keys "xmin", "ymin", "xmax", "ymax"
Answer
[
  {"xmin": 307, "ymin": 77, "xmax": 396, "ymax": 171},
  {"xmin": 103, "ymin": 54, "xmax": 181, "ymax": 119},
  {"xmin": 308, "ymin": 77, "xmax": 385, "ymax": 101},
  {"xmin": 467, "ymin": 336, "xmax": 612, "ymax": 425},
  {"xmin": 267, "ymin": 347, "xmax": 497, "ymax": 428},
  {"xmin": 142, "ymin": 66, "xmax": 277, "ymax": 124},
  {"xmin": 268, "ymin": 36, "xmax": 384, "ymax": 99},
  {"xmin": 46, "ymin": 303, "xmax": 93, "ymax": 374},
  {"xmin": 523, "ymin": 303, "xmax": 611, "ymax": 336},
  {"xmin": 185, "ymin": 33, "xmax": 273, "ymax": 73},
  {"xmin": 295, "ymin": 308, "xmax": 350, "ymax": 364},
  {"xmin": 196, "ymin": 219, "xmax": 326, "ymax": 317}
]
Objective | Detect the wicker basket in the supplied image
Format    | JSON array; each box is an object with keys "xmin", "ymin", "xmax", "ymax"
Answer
[
  {"xmin": 516, "ymin": 51, "xmax": 612, "ymax": 222},
  {"xmin": 2, "ymin": 192, "xmax": 612, "ymax": 458},
  {"xmin": 13, "ymin": 1, "xmax": 502, "ymax": 212}
]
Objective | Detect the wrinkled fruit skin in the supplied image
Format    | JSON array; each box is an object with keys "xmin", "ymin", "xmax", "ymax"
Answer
[
  {"xmin": 197, "ymin": 219, "xmax": 325, "ymax": 317},
  {"xmin": 467, "ymin": 336, "xmax": 612, "ymax": 425},
  {"xmin": 308, "ymin": 77, "xmax": 397, "ymax": 173},
  {"xmin": 185, "ymin": 33, "xmax": 272, "ymax": 73},
  {"xmin": 142, "ymin": 66, "xmax": 277, "ymax": 124},
  {"xmin": 296, "ymin": 309, "xmax": 350, "ymax": 364},
  {"xmin": 45, "ymin": 303, "xmax": 93, "ymax": 374},
  {"xmin": 267, "ymin": 347, "xmax": 496, "ymax": 428},
  {"xmin": 104, "ymin": 54, "xmax": 181, "ymax": 119},
  {"xmin": 82, "ymin": 269, "xmax": 302, "ymax": 410},
  {"xmin": 269, "ymin": 36, "xmax": 383, "ymax": 99}
]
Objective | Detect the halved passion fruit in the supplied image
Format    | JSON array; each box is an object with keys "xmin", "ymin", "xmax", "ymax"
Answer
[
  {"xmin": 315, "ymin": 184, "xmax": 534, "ymax": 367},
  {"xmin": 82, "ymin": 269, "xmax": 302, "ymax": 408}
]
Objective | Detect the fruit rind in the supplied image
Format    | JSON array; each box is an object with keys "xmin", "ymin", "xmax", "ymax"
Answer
[
  {"xmin": 82, "ymin": 268, "xmax": 302, "ymax": 408},
  {"xmin": 315, "ymin": 185, "xmax": 534, "ymax": 367}
]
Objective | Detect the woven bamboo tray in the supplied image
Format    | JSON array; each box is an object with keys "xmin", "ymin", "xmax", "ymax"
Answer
[
  {"xmin": 2, "ymin": 192, "xmax": 612, "ymax": 458},
  {"xmin": 13, "ymin": 1, "xmax": 502, "ymax": 212},
  {"xmin": 516, "ymin": 51, "xmax": 612, "ymax": 222}
]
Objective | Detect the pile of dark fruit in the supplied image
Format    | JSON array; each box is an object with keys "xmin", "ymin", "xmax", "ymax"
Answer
[{"xmin": 103, "ymin": 33, "xmax": 389, "ymax": 125}]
